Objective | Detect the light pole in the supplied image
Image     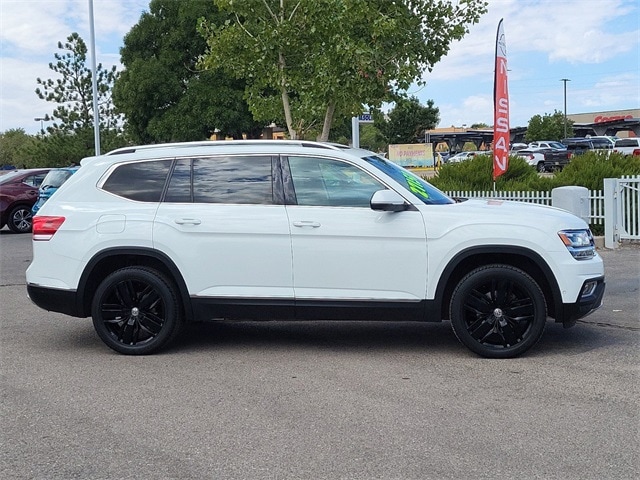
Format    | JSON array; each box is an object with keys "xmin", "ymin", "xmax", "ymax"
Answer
[
  {"xmin": 34, "ymin": 117, "xmax": 46, "ymax": 133},
  {"xmin": 88, "ymin": 0, "xmax": 101, "ymax": 155},
  {"xmin": 560, "ymin": 78, "xmax": 570, "ymax": 138}
]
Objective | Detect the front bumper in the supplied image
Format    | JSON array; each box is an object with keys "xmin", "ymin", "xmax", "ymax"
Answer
[{"xmin": 559, "ymin": 276, "xmax": 605, "ymax": 328}]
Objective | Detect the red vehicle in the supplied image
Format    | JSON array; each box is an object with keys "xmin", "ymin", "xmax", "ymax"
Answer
[{"xmin": 0, "ymin": 169, "xmax": 50, "ymax": 233}]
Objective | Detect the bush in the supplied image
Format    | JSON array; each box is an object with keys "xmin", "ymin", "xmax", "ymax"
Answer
[
  {"xmin": 429, "ymin": 154, "xmax": 547, "ymax": 192},
  {"xmin": 550, "ymin": 151, "xmax": 640, "ymax": 191},
  {"xmin": 428, "ymin": 151, "xmax": 640, "ymax": 192}
]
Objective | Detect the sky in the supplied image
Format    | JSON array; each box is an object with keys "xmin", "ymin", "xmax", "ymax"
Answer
[{"xmin": 0, "ymin": 0, "xmax": 638, "ymax": 136}]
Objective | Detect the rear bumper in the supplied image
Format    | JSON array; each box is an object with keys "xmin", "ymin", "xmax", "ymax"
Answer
[
  {"xmin": 27, "ymin": 284, "xmax": 85, "ymax": 318},
  {"xmin": 559, "ymin": 276, "xmax": 605, "ymax": 328}
]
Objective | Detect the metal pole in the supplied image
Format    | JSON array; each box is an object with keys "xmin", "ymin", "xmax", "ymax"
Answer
[
  {"xmin": 561, "ymin": 78, "xmax": 570, "ymax": 139},
  {"xmin": 351, "ymin": 116, "xmax": 360, "ymax": 148},
  {"xmin": 89, "ymin": 0, "xmax": 101, "ymax": 155}
]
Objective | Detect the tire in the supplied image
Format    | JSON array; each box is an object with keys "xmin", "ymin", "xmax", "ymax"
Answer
[
  {"xmin": 7, "ymin": 205, "xmax": 33, "ymax": 233},
  {"xmin": 91, "ymin": 267, "xmax": 184, "ymax": 355},
  {"xmin": 449, "ymin": 265, "xmax": 547, "ymax": 358},
  {"xmin": 536, "ymin": 162, "xmax": 546, "ymax": 173}
]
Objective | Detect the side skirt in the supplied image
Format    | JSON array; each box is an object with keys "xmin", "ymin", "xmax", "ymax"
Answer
[{"xmin": 191, "ymin": 297, "xmax": 440, "ymax": 322}]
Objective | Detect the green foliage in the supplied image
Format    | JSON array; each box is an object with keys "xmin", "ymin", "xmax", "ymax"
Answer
[
  {"xmin": 430, "ymin": 154, "xmax": 541, "ymax": 191},
  {"xmin": 199, "ymin": 0, "xmax": 487, "ymax": 140},
  {"xmin": 114, "ymin": 0, "xmax": 262, "ymax": 143},
  {"xmin": 428, "ymin": 151, "xmax": 640, "ymax": 194},
  {"xmin": 34, "ymin": 32, "xmax": 124, "ymax": 160},
  {"xmin": 25, "ymin": 129, "xmax": 128, "ymax": 167},
  {"xmin": 379, "ymin": 96, "xmax": 439, "ymax": 145},
  {"xmin": 525, "ymin": 110, "xmax": 573, "ymax": 142},
  {"xmin": 35, "ymin": 33, "xmax": 120, "ymax": 135},
  {"xmin": 551, "ymin": 151, "xmax": 640, "ymax": 191},
  {"xmin": 0, "ymin": 129, "xmax": 37, "ymax": 167}
]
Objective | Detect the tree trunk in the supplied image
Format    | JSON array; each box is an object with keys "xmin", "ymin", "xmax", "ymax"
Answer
[
  {"xmin": 278, "ymin": 52, "xmax": 297, "ymax": 140},
  {"xmin": 317, "ymin": 100, "xmax": 336, "ymax": 142}
]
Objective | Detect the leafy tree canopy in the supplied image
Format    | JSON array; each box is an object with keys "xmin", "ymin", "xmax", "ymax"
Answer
[
  {"xmin": 525, "ymin": 110, "xmax": 573, "ymax": 142},
  {"xmin": 0, "ymin": 129, "xmax": 36, "ymax": 167},
  {"xmin": 114, "ymin": 0, "xmax": 263, "ymax": 143},
  {"xmin": 199, "ymin": 0, "xmax": 487, "ymax": 140},
  {"xmin": 378, "ymin": 96, "xmax": 439, "ymax": 145}
]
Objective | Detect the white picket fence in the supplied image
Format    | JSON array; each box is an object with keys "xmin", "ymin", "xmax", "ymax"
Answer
[{"xmin": 445, "ymin": 189, "xmax": 606, "ymax": 225}]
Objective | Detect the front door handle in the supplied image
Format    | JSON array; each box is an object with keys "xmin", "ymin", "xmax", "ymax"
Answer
[
  {"xmin": 175, "ymin": 218, "xmax": 202, "ymax": 225},
  {"xmin": 293, "ymin": 221, "xmax": 321, "ymax": 228}
]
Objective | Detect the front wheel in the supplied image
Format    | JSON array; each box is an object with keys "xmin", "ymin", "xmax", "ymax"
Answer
[
  {"xmin": 449, "ymin": 265, "xmax": 547, "ymax": 358},
  {"xmin": 536, "ymin": 162, "xmax": 546, "ymax": 173},
  {"xmin": 7, "ymin": 205, "xmax": 33, "ymax": 233},
  {"xmin": 91, "ymin": 267, "xmax": 184, "ymax": 355}
]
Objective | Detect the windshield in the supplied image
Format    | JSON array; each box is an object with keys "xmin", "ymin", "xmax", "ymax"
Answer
[
  {"xmin": 363, "ymin": 155, "xmax": 454, "ymax": 205},
  {"xmin": 41, "ymin": 169, "xmax": 75, "ymax": 188}
]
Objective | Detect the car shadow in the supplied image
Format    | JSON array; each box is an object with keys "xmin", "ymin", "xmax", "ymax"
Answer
[{"xmin": 171, "ymin": 320, "xmax": 459, "ymax": 354}]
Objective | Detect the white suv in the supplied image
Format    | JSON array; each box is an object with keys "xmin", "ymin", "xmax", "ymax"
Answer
[{"xmin": 26, "ymin": 141, "xmax": 605, "ymax": 358}]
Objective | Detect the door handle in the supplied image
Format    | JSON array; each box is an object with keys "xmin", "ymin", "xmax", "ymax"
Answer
[
  {"xmin": 293, "ymin": 221, "xmax": 321, "ymax": 228},
  {"xmin": 174, "ymin": 218, "xmax": 202, "ymax": 225}
]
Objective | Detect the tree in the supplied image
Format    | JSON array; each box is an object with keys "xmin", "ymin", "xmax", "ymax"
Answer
[
  {"xmin": 36, "ymin": 32, "xmax": 120, "ymax": 135},
  {"xmin": 34, "ymin": 33, "xmax": 125, "ymax": 160},
  {"xmin": 199, "ymin": 0, "xmax": 487, "ymax": 141},
  {"xmin": 378, "ymin": 96, "xmax": 439, "ymax": 144},
  {"xmin": 525, "ymin": 110, "xmax": 574, "ymax": 142},
  {"xmin": 0, "ymin": 129, "xmax": 36, "ymax": 168},
  {"xmin": 114, "ymin": 0, "xmax": 263, "ymax": 143}
]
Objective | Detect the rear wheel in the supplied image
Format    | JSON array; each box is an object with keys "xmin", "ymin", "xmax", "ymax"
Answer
[
  {"xmin": 450, "ymin": 265, "xmax": 547, "ymax": 358},
  {"xmin": 7, "ymin": 205, "xmax": 33, "ymax": 233},
  {"xmin": 91, "ymin": 267, "xmax": 184, "ymax": 355},
  {"xmin": 536, "ymin": 162, "xmax": 546, "ymax": 173}
]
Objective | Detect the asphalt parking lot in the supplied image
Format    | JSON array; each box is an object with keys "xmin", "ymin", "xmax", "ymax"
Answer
[{"xmin": 1, "ymin": 230, "xmax": 638, "ymax": 480}]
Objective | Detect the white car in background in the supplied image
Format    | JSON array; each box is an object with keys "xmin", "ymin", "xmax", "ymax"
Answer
[
  {"xmin": 515, "ymin": 149, "xmax": 547, "ymax": 172},
  {"xmin": 448, "ymin": 151, "xmax": 488, "ymax": 163},
  {"xmin": 528, "ymin": 141, "xmax": 567, "ymax": 151}
]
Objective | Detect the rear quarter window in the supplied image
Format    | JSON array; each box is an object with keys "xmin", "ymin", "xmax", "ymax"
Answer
[
  {"xmin": 102, "ymin": 160, "xmax": 172, "ymax": 202},
  {"xmin": 615, "ymin": 139, "xmax": 640, "ymax": 148}
]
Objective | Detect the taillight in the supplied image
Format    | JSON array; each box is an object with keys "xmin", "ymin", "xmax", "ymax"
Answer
[
  {"xmin": 33, "ymin": 216, "xmax": 65, "ymax": 241},
  {"xmin": 633, "ymin": 149, "xmax": 640, "ymax": 156}
]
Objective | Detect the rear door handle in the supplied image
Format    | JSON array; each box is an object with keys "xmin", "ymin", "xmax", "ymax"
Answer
[
  {"xmin": 174, "ymin": 218, "xmax": 202, "ymax": 225},
  {"xmin": 293, "ymin": 221, "xmax": 321, "ymax": 228}
]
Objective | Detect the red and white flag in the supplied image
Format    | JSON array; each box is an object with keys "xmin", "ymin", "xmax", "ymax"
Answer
[{"xmin": 493, "ymin": 19, "xmax": 509, "ymax": 180}]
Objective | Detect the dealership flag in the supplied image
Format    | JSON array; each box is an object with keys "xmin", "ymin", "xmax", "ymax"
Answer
[{"xmin": 493, "ymin": 19, "xmax": 509, "ymax": 180}]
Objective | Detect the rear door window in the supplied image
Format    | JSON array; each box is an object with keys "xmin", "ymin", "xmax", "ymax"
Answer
[{"xmin": 164, "ymin": 156, "xmax": 275, "ymax": 205}]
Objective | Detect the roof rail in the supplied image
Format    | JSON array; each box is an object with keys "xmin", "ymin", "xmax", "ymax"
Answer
[{"xmin": 105, "ymin": 140, "xmax": 347, "ymax": 156}]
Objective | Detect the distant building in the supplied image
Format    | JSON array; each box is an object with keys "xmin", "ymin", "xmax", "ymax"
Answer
[{"xmin": 568, "ymin": 108, "xmax": 639, "ymax": 138}]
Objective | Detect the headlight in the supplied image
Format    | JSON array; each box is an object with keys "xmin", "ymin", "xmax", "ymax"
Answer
[{"xmin": 558, "ymin": 229, "xmax": 596, "ymax": 260}]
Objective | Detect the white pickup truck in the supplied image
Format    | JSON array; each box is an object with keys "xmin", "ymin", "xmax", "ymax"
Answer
[{"xmin": 613, "ymin": 138, "xmax": 640, "ymax": 155}]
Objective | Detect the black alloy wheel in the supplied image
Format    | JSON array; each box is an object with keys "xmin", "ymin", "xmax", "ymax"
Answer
[
  {"xmin": 7, "ymin": 205, "xmax": 33, "ymax": 233},
  {"xmin": 450, "ymin": 265, "xmax": 547, "ymax": 358},
  {"xmin": 91, "ymin": 267, "xmax": 183, "ymax": 355}
]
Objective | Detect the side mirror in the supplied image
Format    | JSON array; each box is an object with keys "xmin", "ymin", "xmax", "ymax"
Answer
[{"xmin": 370, "ymin": 190, "xmax": 408, "ymax": 212}]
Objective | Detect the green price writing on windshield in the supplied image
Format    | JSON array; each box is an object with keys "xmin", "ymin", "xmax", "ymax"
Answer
[{"xmin": 402, "ymin": 172, "xmax": 430, "ymax": 199}]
